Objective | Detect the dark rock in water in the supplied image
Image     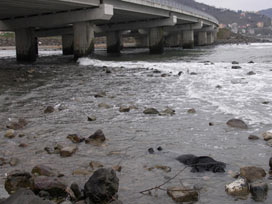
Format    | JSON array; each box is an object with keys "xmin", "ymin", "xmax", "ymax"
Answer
[
  {"xmin": 167, "ymin": 186, "xmax": 199, "ymax": 203},
  {"xmin": 209, "ymin": 122, "xmax": 214, "ymax": 126},
  {"xmin": 262, "ymin": 101, "xmax": 269, "ymax": 104},
  {"xmin": 247, "ymin": 71, "xmax": 256, "ymax": 75},
  {"xmin": 269, "ymin": 157, "xmax": 272, "ymax": 169},
  {"xmin": 87, "ymin": 116, "xmax": 96, "ymax": 121},
  {"xmin": 248, "ymin": 135, "xmax": 259, "ymax": 140},
  {"xmin": 94, "ymin": 92, "xmax": 106, "ymax": 98},
  {"xmin": 84, "ymin": 168, "xmax": 119, "ymax": 204},
  {"xmin": 33, "ymin": 176, "xmax": 67, "ymax": 197},
  {"xmin": 60, "ymin": 145, "xmax": 78, "ymax": 157},
  {"xmin": 248, "ymin": 61, "xmax": 254, "ymax": 64},
  {"xmin": 70, "ymin": 183, "xmax": 83, "ymax": 200},
  {"xmin": 143, "ymin": 108, "xmax": 159, "ymax": 115},
  {"xmin": 232, "ymin": 66, "xmax": 242, "ymax": 69},
  {"xmin": 1, "ymin": 189, "xmax": 53, "ymax": 204},
  {"xmin": 44, "ymin": 106, "xmax": 54, "ymax": 114},
  {"xmin": 176, "ymin": 154, "xmax": 226, "ymax": 173},
  {"xmin": 153, "ymin": 70, "xmax": 161, "ymax": 74},
  {"xmin": 85, "ymin": 129, "xmax": 106, "ymax": 145},
  {"xmin": 119, "ymin": 106, "xmax": 130, "ymax": 113},
  {"xmin": 250, "ymin": 181, "xmax": 268, "ymax": 201},
  {"xmin": 190, "ymin": 72, "xmax": 197, "ymax": 75},
  {"xmin": 157, "ymin": 146, "xmax": 163, "ymax": 151},
  {"xmin": 187, "ymin": 108, "xmax": 196, "ymax": 114},
  {"xmin": 7, "ymin": 118, "xmax": 28, "ymax": 130},
  {"xmin": 232, "ymin": 61, "xmax": 239, "ymax": 64},
  {"xmin": 4, "ymin": 129, "xmax": 16, "ymax": 139},
  {"xmin": 67, "ymin": 134, "xmax": 84, "ymax": 144},
  {"xmin": 148, "ymin": 148, "xmax": 155, "ymax": 154},
  {"xmin": 5, "ymin": 170, "xmax": 33, "ymax": 194},
  {"xmin": 105, "ymin": 68, "xmax": 112, "ymax": 74},
  {"xmin": 226, "ymin": 119, "xmax": 248, "ymax": 129},
  {"xmin": 159, "ymin": 107, "xmax": 175, "ymax": 116},
  {"xmin": 178, "ymin": 71, "xmax": 183, "ymax": 76},
  {"xmin": 240, "ymin": 166, "xmax": 266, "ymax": 182},
  {"xmin": 32, "ymin": 164, "xmax": 59, "ymax": 177}
]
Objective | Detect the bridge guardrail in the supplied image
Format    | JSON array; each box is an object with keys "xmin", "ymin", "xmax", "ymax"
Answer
[{"xmin": 139, "ymin": 0, "xmax": 219, "ymax": 25}]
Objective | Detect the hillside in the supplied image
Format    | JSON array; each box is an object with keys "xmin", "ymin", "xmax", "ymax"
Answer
[{"xmin": 259, "ymin": 8, "xmax": 272, "ymax": 19}]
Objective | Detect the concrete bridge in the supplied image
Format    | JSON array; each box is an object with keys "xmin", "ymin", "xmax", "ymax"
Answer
[{"xmin": 0, "ymin": 0, "xmax": 219, "ymax": 62}]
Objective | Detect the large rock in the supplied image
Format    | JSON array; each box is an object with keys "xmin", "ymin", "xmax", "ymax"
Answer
[
  {"xmin": 33, "ymin": 176, "xmax": 67, "ymax": 197},
  {"xmin": 5, "ymin": 171, "xmax": 33, "ymax": 194},
  {"xmin": 143, "ymin": 108, "xmax": 159, "ymax": 115},
  {"xmin": 225, "ymin": 179, "xmax": 249, "ymax": 197},
  {"xmin": 167, "ymin": 187, "xmax": 198, "ymax": 202},
  {"xmin": 32, "ymin": 165, "xmax": 59, "ymax": 177},
  {"xmin": 250, "ymin": 181, "xmax": 268, "ymax": 201},
  {"xmin": 240, "ymin": 166, "xmax": 266, "ymax": 182},
  {"xmin": 226, "ymin": 119, "xmax": 248, "ymax": 129},
  {"xmin": 60, "ymin": 146, "xmax": 77, "ymax": 157},
  {"xmin": 263, "ymin": 130, "xmax": 272, "ymax": 141},
  {"xmin": 1, "ymin": 189, "xmax": 53, "ymax": 204},
  {"xmin": 85, "ymin": 130, "xmax": 106, "ymax": 145},
  {"xmin": 67, "ymin": 134, "xmax": 84, "ymax": 144},
  {"xmin": 84, "ymin": 168, "xmax": 119, "ymax": 204}
]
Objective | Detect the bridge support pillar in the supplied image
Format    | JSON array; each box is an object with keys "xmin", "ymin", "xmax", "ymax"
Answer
[
  {"xmin": 182, "ymin": 30, "xmax": 194, "ymax": 49},
  {"xmin": 15, "ymin": 28, "xmax": 37, "ymax": 62},
  {"xmin": 149, "ymin": 27, "xmax": 164, "ymax": 54},
  {"xmin": 198, "ymin": 31, "xmax": 207, "ymax": 46},
  {"xmin": 107, "ymin": 31, "xmax": 122, "ymax": 53},
  {"xmin": 73, "ymin": 22, "xmax": 95, "ymax": 59},
  {"xmin": 165, "ymin": 32, "xmax": 182, "ymax": 47},
  {"xmin": 134, "ymin": 35, "xmax": 149, "ymax": 48},
  {"xmin": 62, "ymin": 34, "xmax": 74, "ymax": 55},
  {"xmin": 207, "ymin": 32, "xmax": 214, "ymax": 45}
]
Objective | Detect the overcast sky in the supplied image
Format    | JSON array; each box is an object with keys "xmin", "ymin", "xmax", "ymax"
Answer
[{"xmin": 195, "ymin": 0, "xmax": 272, "ymax": 11}]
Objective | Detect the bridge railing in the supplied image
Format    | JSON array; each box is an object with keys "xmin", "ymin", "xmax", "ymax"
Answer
[{"xmin": 142, "ymin": 0, "xmax": 219, "ymax": 24}]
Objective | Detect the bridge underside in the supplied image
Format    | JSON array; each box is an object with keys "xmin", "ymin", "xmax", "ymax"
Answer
[{"xmin": 0, "ymin": 0, "xmax": 218, "ymax": 62}]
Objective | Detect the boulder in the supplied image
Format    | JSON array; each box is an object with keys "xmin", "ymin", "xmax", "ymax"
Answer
[
  {"xmin": 232, "ymin": 61, "xmax": 239, "ymax": 64},
  {"xmin": 248, "ymin": 61, "xmax": 254, "ymax": 64},
  {"xmin": 250, "ymin": 181, "xmax": 268, "ymax": 201},
  {"xmin": 33, "ymin": 176, "xmax": 67, "ymax": 197},
  {"xmin": 85, "ymin": 130, "xmax": 106, "ymax": 145},
  {"xmin": 32, "ymin": 165, "xmax": 59, "ymax": 177},
  {"xmin": 232, "ymin": 66, "xmax": 242, "ymax": 69},
  {"xmin": 226, "ymin": 119, "xmax": 248, "ymax": 129},
  {"xmin": 87, "ymin": 116, "xmax": 96, "ymax": 121},
  {"xmin": 1, "ymin": 189, "xmax": 53, "ymax": 204},
  {"xmin": 263, "ymin": 130, "xmax": 272, "ymax": 141},
  {"xmin": 98, "ymin": 103, "xmax": 112, "ymax": 109},
  {"xmin": 247, "ymin": 71, "xmax": 256, "ymax": 75},
  {"xmin": 70, "ymin": 183, "xmax": 83, "ymax": 200},
  {"xmin": 84, "ymin": 168, "xmax": 119, "ymax": 204},
  {"xmin": 67, "ymin": 134, "xmax": 84, "ymax": 144},
  {"xmin": 5, "ymin": 171, "xmax": 33, "ymax": 194},
  {"xmin": 167, "ymin": 187, "xmax": 198, "ymax": 202},
  {"xmin": 4, "ymin": 129, "xmax": 16, "ymax": 139},
  {"xmin": 143, "ymin": 108, "xmax": 159, "ymax": 115},
  {"xmin": 240, "ymin": 166, "xmax": 266, "ymax": 182},
  {"xmin": 119, "ymin": 106, "xmax": 130, "ymax": 113},
  {"xmin": 60, "ymin": 146, "xmax": 77, "ymax": 157},
  {"xmin": 94, "ymin": 92, "xmax": 106, "ymax": 98},
  {"xmin": 187, "ymin": 108, "xmax": 196, "ymax": 114},
  {"xmin": 248, "ymin": 135, "xmax": 259, "ymax": 140},
  {"xmin": 225, "ymin": 179, "xmax": 249, "ymax": 197},
  {"xmin": 44, "ymin": 106, "xmax": 54, "ymax": 114},
  {"xmin": 89, "ymin": 161, "xmax": 104, "ymax": 170}
]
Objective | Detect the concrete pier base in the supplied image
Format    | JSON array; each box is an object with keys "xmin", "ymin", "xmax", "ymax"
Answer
[
  {"xmin": 107, "ymin": 31, "xmax": 122, "ymax": 53},
  {"xmin": 182, "ymin": 30, "xmax": 194, "ymax": 49},
  {"xmin": 149, "ymin": 27, "xmax": 164, "ymax": 54},
  {"xmin": 198, "ymin": 31, "xmax": 207, "ymax": 46},
  {"xmin": 207, "ymin": 32, "xmax": 214, "ymax": 44},
  {"xmin": 134, "ymin": 35, "xmax": 149, "ymax": 48},
  {"xmin": 15, "ymin": 28, "xmax": 37, "ymax": 62},
  {"xmin": 73, "ymin": 22, "xmax": 95, "ymax": 59},
  {"xmin": 165, "ymin": 32, "xmax": 181, "ymax": 47},
  {"xmin": 62, "ymin": 34, "xmax": 74, "ymax": 55}
]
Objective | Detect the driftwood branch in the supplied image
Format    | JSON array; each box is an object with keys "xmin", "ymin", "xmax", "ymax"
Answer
[{"xmin": 139, "ymin": 166, "xmax": 188, "ymax": 195}]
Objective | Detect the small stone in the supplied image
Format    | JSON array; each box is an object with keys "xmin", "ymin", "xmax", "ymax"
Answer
[
  {"xmin": 119, "ymin": 106, "xmax": 130, "ymax": 113},
  {"xmin": 32, "ymin": 164, "xmax": 59, "ymax": 177},
  {"xmin": 190, "ymin": 72, "xmax": 197, "ymax": 75},
  {"xmin": 248, "ymin": 61, "xmax": 254, "ymax": 64},
  {"xmin": 18, "ymin": 143, "xmax": 28, "ymax": 148},
  {"xmin": 248, "ymin": 135, "xmax": 259, "ymax": 140},
  {"xmin": 209, "ymin": 122, "xmax": 214, "ymax": 126},
  {"xmin": 105, "ymin": 69, "xmax": 112, "ymax": 74},
  {"xmin": 232, "ymin": 61, "xmax": 239, "ymax": 64},
  {"xmin": 98, "ymin": 103, "xmax": 112, "ymax": 109},
  {"xmin": 89, "ymin": 161, "xmax": 104, "ymax": 170},
  {"xmin": 67, "ymin": 134, "xmax": 84, "ymax": 144},
  {"xmin": 157, "ymin": 146, "xmax": 163, "ymax": 151},
  {"xmin": 178, "ymin": 71, "xmax": 183, "ymax": 76},
  {"xmin": 85, "ymin": 129, "xmax": 106, "ymax": 145},
  {"xmin": 18, "ymin": 133, "xmax": 25, "ymax": 138},
  {"xmin": 4, "ymin": 129, "xmax": 16, "ymax": 139},
  {"xmin": 143, "ymin": 108, "xmax": 159, "ymax": 115},
  {"xmin": 232, "ymin": 66, "xmax": 242, "ymax": 69},
  {"xmin": 187, "ymin": 108, "xmax": 196, "ymax": 114},
  {"xmin": 250, "ymin": 181, "xmax": 268, "ymax": 201},
  {"xmin": 72, "ymin": 169, "xmax": 92, "ymax": 176},
  {"xmin": 60, "ymin": 146, "xmax": 77, "ymax": 157},
  {"xmin": 148, "ymin": 148, "xmax": 154, "ymax": 154},
  {"xmin": 240, "ymin": 166, "xmax": 266, "ymax": 183},
  {"xmin": 112, "ymin": 165, "xmax": 122, "ymax": 172},
  {"xmin": 225, "ymin": 178, "xmax": 249, "ymax": 197},
  {"xmin": 262, "ymin": 101, "xmax": 269, "ymax": 104},
  {"xmin": 94, "ymin": 92, "xmax": 106, "ymax": 98},
  {"xmin": 247, "ymin": 71, "xmax": 256, "ymax": 75},
  {"xmin": 87, "ymin": 116, "xmax": 96, "ymax": 121},
  {"xmin": 216, "ymin": 85, "xmax": 222, "ymax": 89},
  {"xmin": 263, "ymin": 130, "xmax": 272, "ymax": 141},
  {"xmin": 226, "ymin": 119, "xmax": 248, "ymax": 129},
  {"xmin": 154, "ymin": 165, "xmax": 171, "ymax": 173},
  {"xmin": 167, "ymin": 186, "xmax": 199, "ymax": 203},
  {"xmin": 159, "ymin": 108, "xmax": 175, "ymax": 116},
  {"xmin": 161, "ymin": 73, "xmax": 168, "ymax": 77},
  {"xmin": 44, "ymin": 106, "xmax": 54, "ymax": 114},
  {"xmin": 9, "ymin": 158, "xmax": 19, "ymax": 167}
]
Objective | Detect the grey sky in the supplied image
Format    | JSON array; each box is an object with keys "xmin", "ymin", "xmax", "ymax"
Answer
[{"xmin": 195, "ymin": 0, "xmax": 272, "ymax": 11}]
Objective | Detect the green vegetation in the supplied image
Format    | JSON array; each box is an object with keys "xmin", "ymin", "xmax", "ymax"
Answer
[{"xmin": 0, "ymin": 32, "xmax": 15, "ymax": 38}]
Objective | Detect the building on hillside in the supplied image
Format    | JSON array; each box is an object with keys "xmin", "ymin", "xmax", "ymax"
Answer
[
  {"xmin": 257, "ymin": 21, "xmax": 264, "ymax": 28},
  {"xmin": 219, "ymin": 24, "xmax": 227, "ymax": 29}
]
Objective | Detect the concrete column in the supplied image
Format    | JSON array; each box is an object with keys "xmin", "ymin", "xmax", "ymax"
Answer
[
  {"xmin": 73, "ymin": 22, "xmax": 95, "ymax": 59},
  {"xmin": 182, "ymin": 30, "xmax": 194, "ymax": 49},
  {"xmin": 149, "ymin": 27, "xmax": 164, "ymax": 54},
  {"xmin": 134, "ymin": 35, "xmax": 149, "ymax": 48},
  {"xmin": 165, "ymin": 32, "xmax": 182, "ymax": 47},
  {"xmin": 198, "ymin": 31, "xmax": 207, "ymax": 46},
  {"xmin": 15, "ymin": 28, "xmax": 37, "ymax": 62},
  {"xmin": 62, "ymin": 34, "xmax": 74, "ymax": 55},
  {"xmin": 107, "ymin": 31, "xmax": 122, "ymax": 53},
  {"xmin": 207, "ymin": 32, "xmax": 214, "ymax": 45}
]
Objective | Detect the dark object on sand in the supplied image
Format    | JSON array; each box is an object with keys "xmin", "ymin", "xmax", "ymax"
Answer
[
  {"xmin": 148, "ymin": 148, "xmax": 155, "ymax": 154},
  {"xmin": 176, "ymin": 154, "xmax": 226, "ymax": 173}
]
